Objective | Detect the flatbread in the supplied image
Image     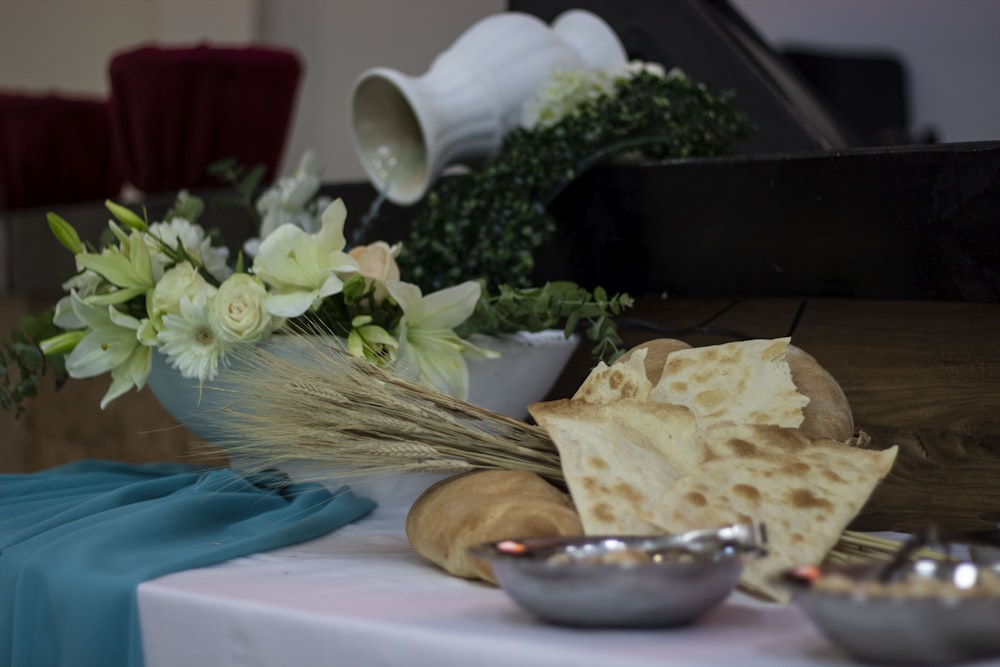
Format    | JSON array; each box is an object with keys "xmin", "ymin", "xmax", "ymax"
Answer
[
  {"xmin": 572, "ymin": 348, "xmax": 653, "ymax": 403},
  {"xmin": 528, "ymin": 398, "xmax": 701, "ymax": 535},
  {"xmin": 643, "ymin": 422, "xmax": 898, "ymax": 601},
  {"xmin": 619, "ymin": 338, "xmax": 692, "ymax": 385},
  {"xmin": 406, "ymin": 470, "xmax": 582, "ymax": 583},
  {"xmin": 649, "ymin": 337, "xmax": 807, "ymax": 429},
  {"xmin": 523, "ymin": 337, "xmax": 896, "ymax": 604}
]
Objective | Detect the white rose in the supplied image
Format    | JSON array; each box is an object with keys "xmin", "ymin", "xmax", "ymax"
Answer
[
  {"xmin": 210, "ymin": 273, "xmax": 274, "ymax": 343},
  {"xmin": 151, "ymin": 262, "xmax": 216, "ymax": 328}
]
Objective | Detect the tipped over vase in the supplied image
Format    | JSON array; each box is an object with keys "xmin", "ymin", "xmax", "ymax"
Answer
[{"xmin": 349, "ymin": 9, "xmax": 627, "ymax": 205}]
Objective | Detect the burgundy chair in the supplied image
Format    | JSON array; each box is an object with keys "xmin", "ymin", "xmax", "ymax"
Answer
[
  {"xmin": 108, "ymin": 44, "xmax": 303, "ymax": 195},
  {"xmin": 0, "ymin": 92, "xmax": 121, "ymax": 211}
]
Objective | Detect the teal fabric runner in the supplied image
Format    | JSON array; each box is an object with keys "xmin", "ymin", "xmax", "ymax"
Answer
[{"xmin": 0, "ymin": 459, "xmax": 376, "ymax": 667}]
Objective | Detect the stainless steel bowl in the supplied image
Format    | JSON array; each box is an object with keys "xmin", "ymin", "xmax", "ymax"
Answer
[
  {"xmin": 470, "ymin": 523, "xmax": 765, "ymax": 628},
  {"xmin": 782, "ymin": 557, "xmax": 1000, "ymax": 665}
]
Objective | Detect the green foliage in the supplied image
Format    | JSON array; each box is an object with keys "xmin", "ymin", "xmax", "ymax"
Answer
[
  {"xmin": 164, "ymin": 190, "xmax": 206, "ymax": 223},
  {"xmin": 0, "ymin": 309, "xmax": 67, "ymax": 416},
  {"xmin": 207, "ymin": 157, "xmax": 267, "ymax": 213},
  {"xmin": 457, "ymin": 281, "xmax": 634, "ymax": 362},
  {"xmin": 399, "ymin": 70, "xmax": 751, "ymax": 293}
]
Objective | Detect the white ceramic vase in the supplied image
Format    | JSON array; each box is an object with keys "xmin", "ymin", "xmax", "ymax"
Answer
[{"xmin": 349, "ymin": 9, "xmax": 627, "ymax": 205}]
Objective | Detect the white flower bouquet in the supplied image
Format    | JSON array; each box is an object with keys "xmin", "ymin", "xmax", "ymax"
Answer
[{"xmin": 27, "ymin": 150, "xmax": 630, "ymax": 412}]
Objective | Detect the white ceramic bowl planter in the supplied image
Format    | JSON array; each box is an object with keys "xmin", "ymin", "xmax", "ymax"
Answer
[{"xmin": 146, "ymin": 331, "xmax": 578, "ymax": 504}]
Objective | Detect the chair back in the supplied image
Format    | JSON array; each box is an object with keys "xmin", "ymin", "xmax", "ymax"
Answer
[
  {"xmin": 108, "ymin": 44, "xmax": 303, "ymax": 195},
  {"xmin": 0, "ymin": 92, "xmax": 121, "ymax": 211}
]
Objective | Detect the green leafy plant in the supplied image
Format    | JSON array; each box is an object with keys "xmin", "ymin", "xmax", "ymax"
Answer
[
  {"xmin": 400, "ymin": 68, "xmax": 751, "ymax": 292},
  {"xmin": 457, "ymin": 281, "xmax": 632, "ymax": 361},
  {"xmin": 0, "ymin": 310, "xmax": 66, "ymax": 415}
]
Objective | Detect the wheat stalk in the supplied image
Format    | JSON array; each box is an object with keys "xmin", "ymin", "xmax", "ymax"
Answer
[
  {"xmin": 204, "ymin": 335, "xmax": 562, "ymax": 483},
  {"xmin": 827, "ymin": 530, "xmax": 945, "ymax": 566},
  {"xmin": 202, "ymin": 334, "xmax": 908, "ymax": 565}
]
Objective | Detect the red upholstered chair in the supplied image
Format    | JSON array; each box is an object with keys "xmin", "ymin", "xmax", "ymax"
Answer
[
  {"xmin": 0, "ymin": 92, "xmax": 121, "ymax": 211},
  {"xmin": 108, "ymin": 44, "xmax": 303, "ymax": 195}
]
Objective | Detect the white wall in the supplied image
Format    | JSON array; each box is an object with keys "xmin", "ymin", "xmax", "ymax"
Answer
[
  {"xmin": 731, "ymin": 0, "xmax": 1000, "ymax": 144},
  {"xmin": 0, "ymin": 0, "xmax": 258, "ymax": 95}
]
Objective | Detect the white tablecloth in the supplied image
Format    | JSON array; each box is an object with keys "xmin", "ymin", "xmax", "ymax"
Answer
[{"xmin": 135, "ymin": 476, "xmax": 863, "ymax": 667}]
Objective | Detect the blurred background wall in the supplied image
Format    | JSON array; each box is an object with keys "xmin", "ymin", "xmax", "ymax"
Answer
[{"xmin": 1, "ymin": 0, "xmax": 998, "ymax": 186}]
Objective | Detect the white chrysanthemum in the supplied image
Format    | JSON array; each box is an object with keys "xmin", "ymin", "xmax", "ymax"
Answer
[
  {"xmin": 156, "ymin": 291, "xmax": 229, "ymax": 381},
  {"xmin": 147, "ymin": 217, "xmax": 232, "ymax": 282}
]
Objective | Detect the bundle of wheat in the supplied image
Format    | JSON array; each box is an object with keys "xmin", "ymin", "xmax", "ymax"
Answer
[{"xmin": 205, "ymin": 335, "xmax": 562, "ymax": 481}]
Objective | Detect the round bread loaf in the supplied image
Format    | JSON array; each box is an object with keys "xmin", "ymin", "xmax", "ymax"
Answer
[
  {"xmin": 406, "ymin": 469, "xmax": 583, "ymax": 583},
  {"xmin": 625, "ymin": 338, "xmax": 853, "ymax": 442},
  {"xmin": 786, "ymin": 344, "xmax": 855, "ymax": 441}
]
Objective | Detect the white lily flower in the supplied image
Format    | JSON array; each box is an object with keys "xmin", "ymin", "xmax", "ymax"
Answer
[
  {"xmin": 54, "ymin": 259, "xmax": 112, "ymax": 329},
  {"xmin": 52, "ymin": 295, "xmax": 82, "ymax": 330},
  {"xmin": 388, "ymin": 280, "xmax": 488, "ymax": 399},
  {"xmin": 74, "ymin": 228, "xmax": 155, "ymax": 305},
  {"xmin": 252, "ymin": 199, "xmax": 358, "ymax": 318},
  {"xmin": 102, "ymin": 322, "xmax": 155, "ymax": 409},
  {"xmin": 62, "ymin": 292, "xmax": 153, "ymax": 408}
]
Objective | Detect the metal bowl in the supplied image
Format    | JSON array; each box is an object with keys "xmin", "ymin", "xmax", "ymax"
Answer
[
  {"xmin": 782, "ymin": 557, "xmax": 1000, "ymax": 665},
  {"xmin": 469, "ymin": 523, "xmax": 765, "ymax": 628}
]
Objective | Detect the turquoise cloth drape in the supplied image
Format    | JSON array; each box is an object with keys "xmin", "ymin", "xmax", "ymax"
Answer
[{"xmin": 0, "ymin": 459, "xmax": 376, "ymax": 667}]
